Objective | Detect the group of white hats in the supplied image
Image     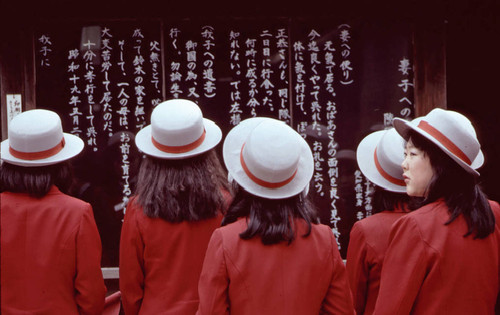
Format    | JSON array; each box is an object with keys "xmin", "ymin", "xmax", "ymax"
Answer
[{"xmin": 0, "ymin": 100, "xmax": 484, "ymax": 199}]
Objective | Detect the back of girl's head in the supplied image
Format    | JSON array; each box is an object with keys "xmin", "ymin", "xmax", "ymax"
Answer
[
  {"xmin": 408, "ymin": 130, "xmax": 494, "ymax": 239},
  {"xmin": 222, "ymin": 183, "xmax": 319, "ymax": 245},
  {"xmin": 372, "ymin": 186, "xmax": 409, "ymax": 214},
  {"xmin": 0, "ymin": 161, "xmax": 73, "ymax": 198},
  {"xmin": 134, "ymin": 150, "xmax": 229, "ymax": 222},
  {"xmin": 221, "ymin": 117, "xmax": 317, "ymax": 245}
]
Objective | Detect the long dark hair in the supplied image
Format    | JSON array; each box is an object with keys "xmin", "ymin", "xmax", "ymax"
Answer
[
  {"xmin": 134, "ymin": 150, "xmax": 230, "ymax": 222},
  {"xmin": 407, "ymin": 130, "xmax": 495, "ymax": 239},
  {"xmin": 0, "ymin": 161, "xmax": 73, "ymax": 198},
  {"xmin": 372, "ymin": 185, "xmax": 409, "ymax": 214},
  {"xmin": 222, "ymin": 183, "xmax": 319, "ymax": 245}
]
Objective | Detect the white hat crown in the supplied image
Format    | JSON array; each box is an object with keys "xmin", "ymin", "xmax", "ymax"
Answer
[
  {"xmin": 9, "ymin": 109, "xmax": 63, "ymax": 153},
  {"xmin": 1, "ymin": 109, "xmax": 84, "ymax": 167},
  {"xmin": 134, "ymin": 99, "xmax": 222, "ymax": 159},
  {"xmin": 151, "ymin": 99, "xmax": 205, "ymax": 148},
  {"xmin": 241, "ymin": 121, "xmax": 301, "ymax": 185},
  {"xmin": 223, "ymin": 117, "xmax": 314, "ymax": 199}
]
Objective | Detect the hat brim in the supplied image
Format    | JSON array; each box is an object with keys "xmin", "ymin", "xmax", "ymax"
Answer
[
  {"xmin": 356, "ymin": 130, "xmax": 406, "ymax": 193},
  {"xmin": 135, "ymin": 118, "xmax": 222, "ymax": 159},
  {"xmin": 1, "ymin": 133, "xmax": 84, "ymax": 167},
  {"xmin": 393, "ymin": 117, "xmax": 481, "ymax": 177},
  {"xmin": 223, "ymin": 117, "xmax": 314, "ymax": 199}
]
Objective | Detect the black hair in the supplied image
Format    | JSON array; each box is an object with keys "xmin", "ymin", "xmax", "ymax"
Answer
[
  {"xmin": 372, "ymin": 185, "xmax": 410, "ymax": 214},
  {"xmin": 407, "ymin": 130, "xmax": 495, "ymax": 239},
  {"xmin": 0, "ymin": 161, "xmax": 73, "ymax": 198},
  {"xmin": 134, "ymin": 150, "xmax": 230, "ymax": 222},
  {"xmin": 222, "ymin": 183, "xmax": 319, "ymax": 245}
]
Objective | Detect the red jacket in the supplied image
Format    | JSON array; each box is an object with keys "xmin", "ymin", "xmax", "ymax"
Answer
[
  {"xmin": 196, "ymin": 218, "xmax": 355, "ymax": 315},
  {"xmin": 373, "ymin": 199, "xmax": 500, "ymax": 314},
  {"xmin": 1, "ymin": 186, "xmax": 106, "ymax": 315},
  {"xmin": 119, "ymin": 197, "xmax": 224, "ymax": 315},
  {"xmin": 346, "ymin": 208, "xmax": 408, "ymax": 315}
]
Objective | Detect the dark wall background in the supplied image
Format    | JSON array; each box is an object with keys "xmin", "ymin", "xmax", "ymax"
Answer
[
  {"xmin": 1, "ymin": 0, "xmax": 498, "ymax": 216},
  {"xmin": 444, "ymin": 0, "xmax": 499, "ymax": 203}
]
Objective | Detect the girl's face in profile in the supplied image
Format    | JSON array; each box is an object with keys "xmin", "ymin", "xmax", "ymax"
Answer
[{"xmin": 402, "ymin": 139, "xmax": 434, "ymax": 197}]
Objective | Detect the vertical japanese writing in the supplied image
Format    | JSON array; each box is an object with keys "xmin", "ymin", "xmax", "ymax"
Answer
[
  {"xmin": 202, "ymin": 26, "xmax": 216, "ymax": 98},
  {"xmin": 339, "ymin": 24, "xmax": 353, "ymax": 85},
  {"xmin": 308, "ymin": 30, "xmax": 325, "ymax": 200},
  {"xmin": 38, "ymin": 35, "xmax": 53, "ymax": 67},
  {"xmin": 354, "ymin": 170, "xmax": 364, "ymax": 220},
  {"xmin": 132, "ymin": 28, "xmax": 146, "ymax": 130},
  {"xmin": 6, "ymin": 94, "xmax": 22, "ymax": 125},
  {"xmin": 276, "ymin": 28, "xmax": 290, "ymax": 123},
  {"xmin": 292, "ymin": 26, "xmax": 344, "ymax": 245},
  {"xmin": 185, "ymin": 36, "xmax": 199, "ymax": 99},
  {"xmin": 293, "ymin": 40, "xmax": 306, "ymax": 117},
  {"xmin": 101, "ymin": 27, "xmax": 113, "ymax": 137},
  {"xmin": 364, "ymin": 177, "xmax": 374, "ymax": 216},
  {"xmin": 245, "ymin": 36, "xmax": 258, "ymax": 116},
  {"xmin": 82, "ymin": 36, "xmax": 98, "ymax": 151},
  {"xmin": 260, "ymin": 30, "xmax": 274, "ymax": 111},
  {"xmin": 169, "ymin": 27, "xmax": 183, "ymax": 98},
  {"xmin": 120, "ymin": 131, "xmax": 132, "ymax": 207},
  {"xmin": 324, "ymin": 37, "xmax": 340, "ymax": 241},
  {"xmin": 354, "ymin": 171, "xmax": 374, "ymax": 219},
  {"xmin": 150, "ymin": 39, "xmax": 162, "ymax": 105},
  {"xmin": 116, "ymin": 40, "xmax": 130, "ymax": 130},
  {"xmin": 229, "ymin": 30, "xmax": 242, "ymax": 126},
  {"xmin": 398, "ymin": 57, "xmax": 413, "ymax": 118},
  {"xmin": 68, "ymin": 48, "xmax": 82, "ymax": 136},
  {"xmin": 36, "ymin": 21, "xmax": 163, "ymax": 237}
]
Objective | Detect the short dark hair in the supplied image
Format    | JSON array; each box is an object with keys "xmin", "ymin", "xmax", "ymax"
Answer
[
  {"xmin": 0, "ymin": 161, "xmax": 73, "ymax": 198},
  {"xmin": 134, "ymin": 150, "xmax": 230, "ymax": 222},
  {"xmin": 372, "ymin": 185, "xmax": 409, "ymax": 214},
  {"xmin": 222, "ymin": 184, "xmax": 319, "ymax": 245},
  {"xmin": 407, "ymin": 130, "xmax": 495, "ymax": 239}
]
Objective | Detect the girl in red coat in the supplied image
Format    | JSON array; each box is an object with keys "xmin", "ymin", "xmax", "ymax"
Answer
[
  {"xmin": 373, "ymin": 108, "xmax": 500, "ymax": 314},
  {"xmin": 346, "ymin": 127, "xmax": 410, "ymax": 315},
  {"xmin": 197, "ymin": 117, "xmax": 355, "ymax": 315},
  {"xmin": 0, "ymin": 109, "xmax": 106, "ymax": 314},
  {"xmin": 119, "ymin": 99, "xmax": 231, "ymax": 315}
]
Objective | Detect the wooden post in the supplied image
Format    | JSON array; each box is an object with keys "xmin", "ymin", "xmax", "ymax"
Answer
[
  {"xmin": 0, "ymin": 26, "xmax": 35, "ymax": 140},
  {"xmin": 413, "ymin": 20, "xmax": 447, "ymax": 116}
]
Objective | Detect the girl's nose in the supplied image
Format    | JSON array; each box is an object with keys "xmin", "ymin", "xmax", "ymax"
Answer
[{"xmin": 401, "ymin": 156, "xmax": 408, "ymax": 170}]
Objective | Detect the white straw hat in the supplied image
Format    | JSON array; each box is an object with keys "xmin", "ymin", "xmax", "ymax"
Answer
[
  {"xmin": 223, "ymin": 117, "xmax": 314, "ymax": 199},
  {"xmin": 393, "ymin": 108, "xmax": 484, "ymax": 177},
  {"xmin": 356, "ymin": 127, "xmax": 406, "ymax": 193},
  {"xmin": 135, "ymin": 99, "xmax": 222, "ymax": 159},
  {"xmin": 1, "ymin": 109, "xmax": 84, "ymax": 167}
]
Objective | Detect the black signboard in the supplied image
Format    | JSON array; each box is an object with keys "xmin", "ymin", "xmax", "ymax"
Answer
[{"xmin": 35, "ymin": 18, "xmax": 414, "ymax": 263}]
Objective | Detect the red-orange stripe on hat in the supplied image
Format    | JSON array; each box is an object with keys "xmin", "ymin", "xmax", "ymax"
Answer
[
  {"xmin": 9, "ymin": 138, "xmax": 66, "ymax": 160},
  {"xmin": 240, "ymin": 144, "xmax": 297, "ymax": 189},
  {"xmin": 417, "ymin": 120, "xmax": 472, "ymax": 165},
  {"xmin": 152, "ymin": 129, "xmax": 206, "ymax": 154},
  {"xmin": 374, "ymin": 148, "xmax": 405, "ymax": 186}
]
